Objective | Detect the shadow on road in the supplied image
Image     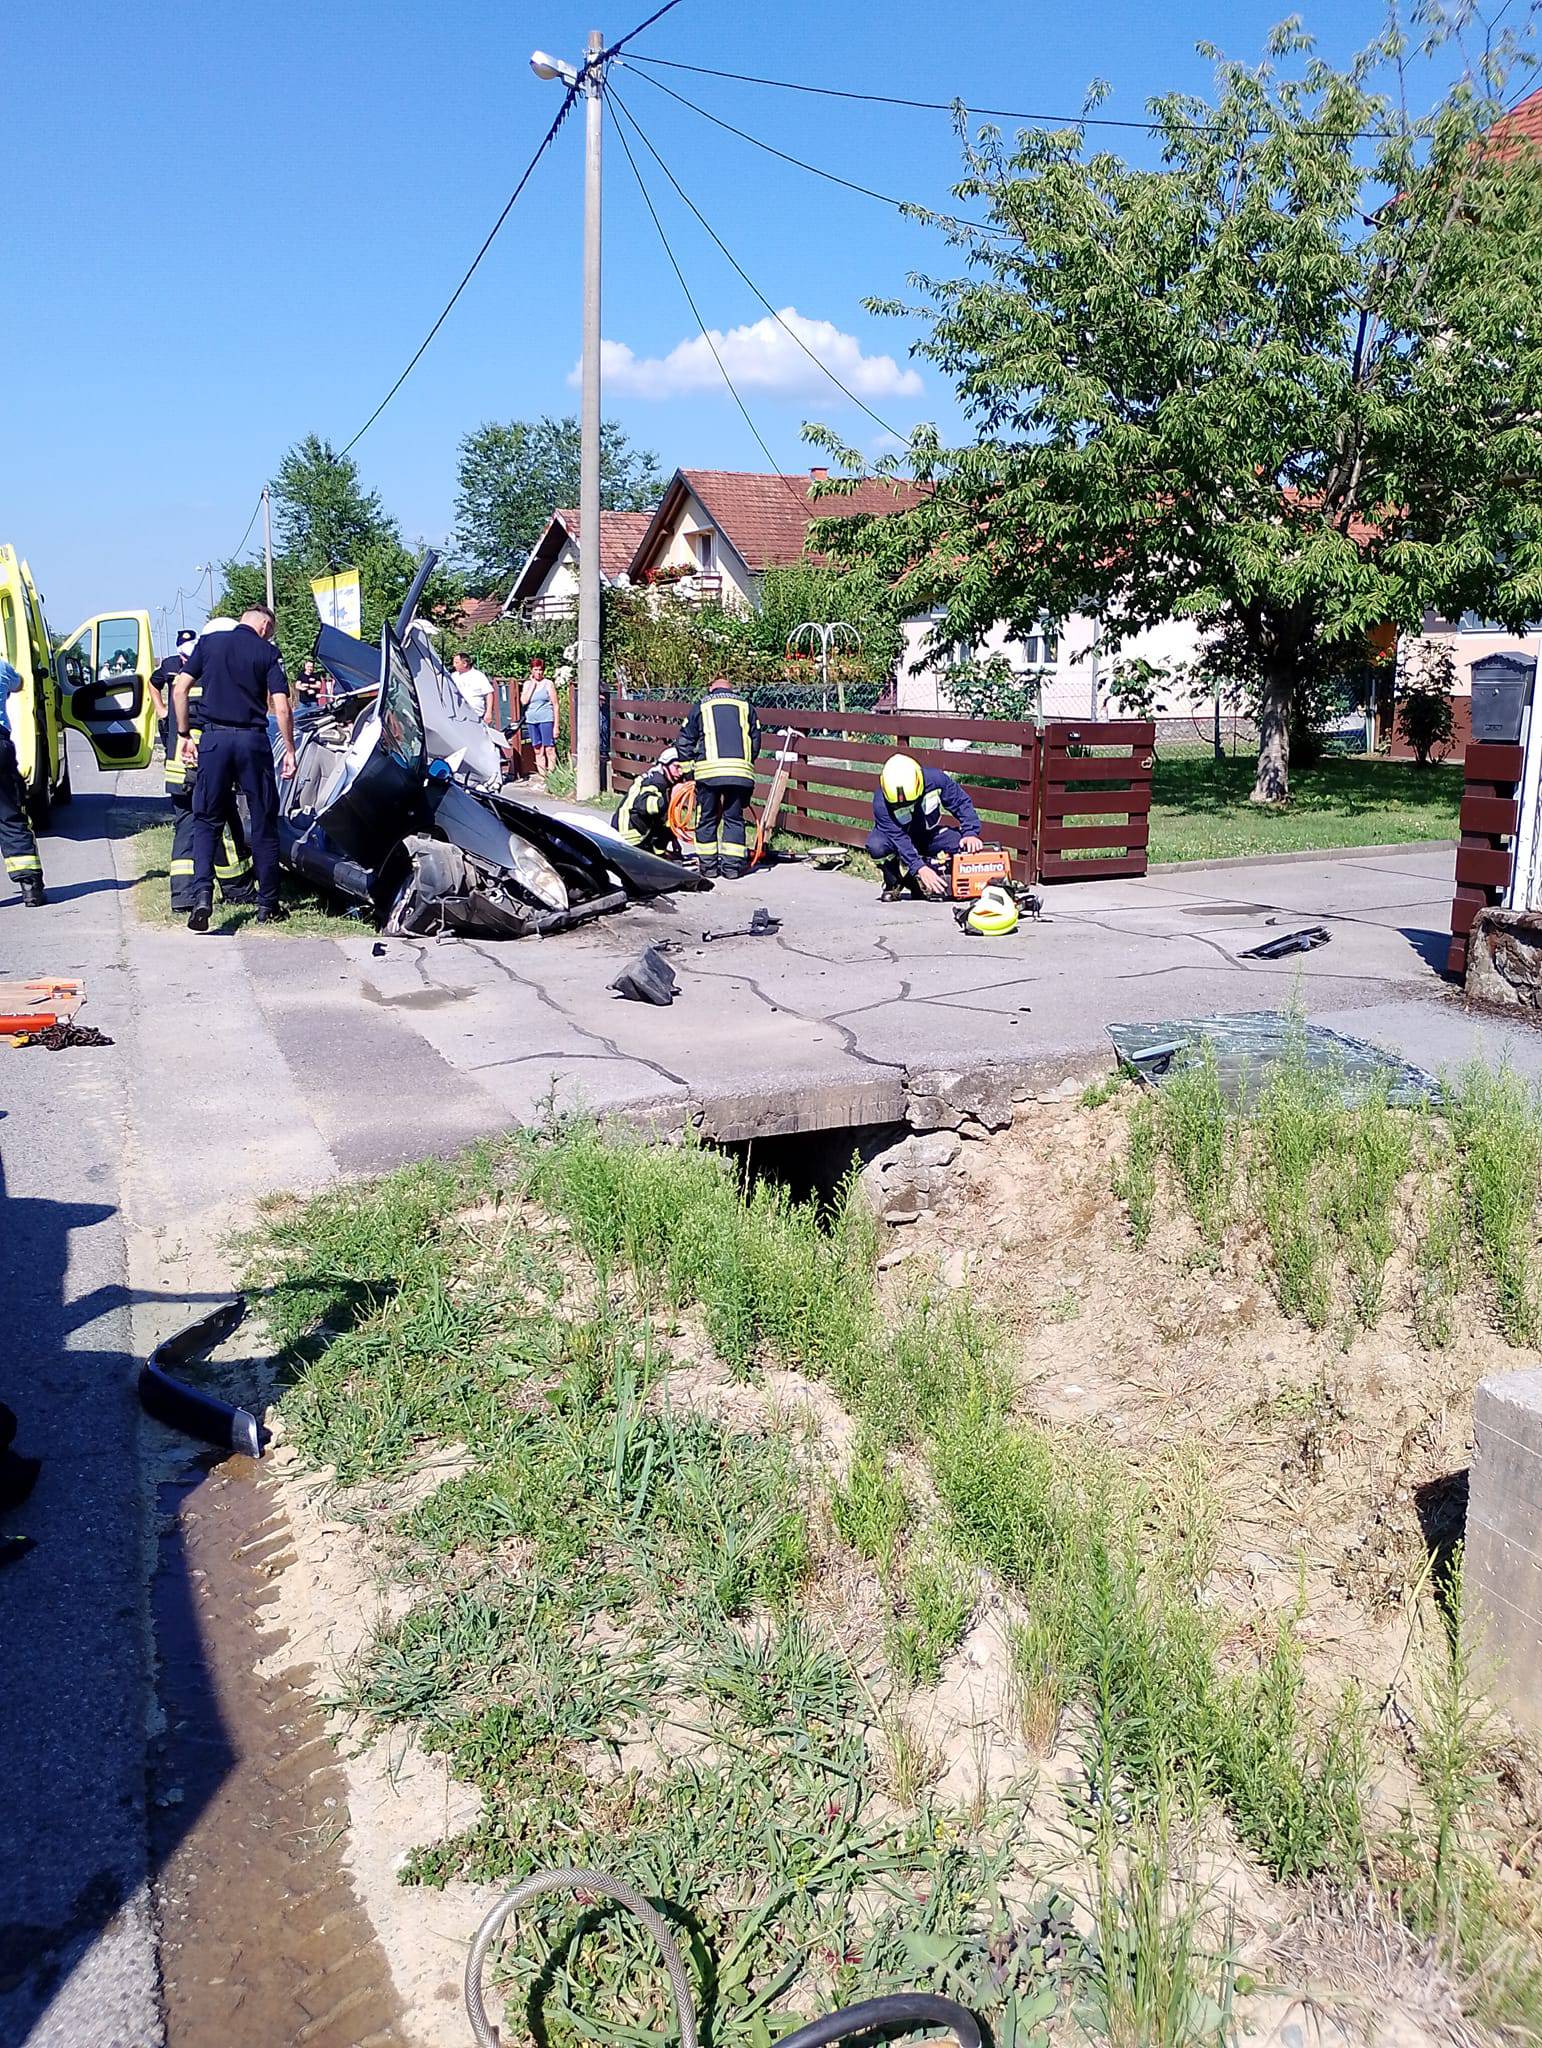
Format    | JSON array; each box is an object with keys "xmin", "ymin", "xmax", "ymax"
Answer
[{"xmin": 0, "ymin": 1129, "xmax": 401, "ymax": 2038}]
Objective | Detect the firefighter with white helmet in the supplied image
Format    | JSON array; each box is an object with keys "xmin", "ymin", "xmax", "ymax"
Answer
[
  {"xmin": 867, "ymin": 752, "xmax": 985, "ymax": 901},
  {"xmin": 612, "ymin": 746, "xmax": 692, "ymax": 857}
]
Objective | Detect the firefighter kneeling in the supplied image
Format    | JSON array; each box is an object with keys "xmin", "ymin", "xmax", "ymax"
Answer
[
  {"xmin": 867, "ymin": 753, "xmax": 985, "ymax": 901},
  {"xmin": 611, "ymin": 748, "xmax": 692, "ymax": 858}
]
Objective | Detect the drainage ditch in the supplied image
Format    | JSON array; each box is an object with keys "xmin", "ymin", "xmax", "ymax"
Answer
[
  {"xmin": 149, "ymin": 1454, "xmax": 403, "ymax": 2048},
  {"xmin": 720, "ymin": 1120, "xmax": 904, "ymax": 1210}
]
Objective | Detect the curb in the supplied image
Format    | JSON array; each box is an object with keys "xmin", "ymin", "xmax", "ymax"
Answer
[{"xmin": 1142, "ymin": 838, "xmax": 1457, "ymax": 878}]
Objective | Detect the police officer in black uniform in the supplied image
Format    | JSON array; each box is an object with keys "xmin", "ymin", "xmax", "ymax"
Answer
[
  {"xmin": 174, "ymin": 604, "xmax": 294, "ymax": 931},
  {"xmin": 149, "ymin": 626, "xmax": 198, "ymax": 754},
  {"xmin": 155, "ymin": 627, "xmax": 254, "ymax": 911}
]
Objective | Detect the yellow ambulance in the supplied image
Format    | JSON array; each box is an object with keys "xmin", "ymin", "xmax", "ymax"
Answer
[{"xmin": 0, "ymin": 543, "xmax": 159, "ymax": 812}]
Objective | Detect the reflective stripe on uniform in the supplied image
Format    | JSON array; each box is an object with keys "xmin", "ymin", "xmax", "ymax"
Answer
[
  {"xmin": 215, "ymin": 833, "xmax": 253, "ymax": 883},
  {"xmin": 169, "ymin": 859, "xmax": 195, "ymax": 876},
  {"xmin": 4, "ymin": 854, "xmax": 42, "ymax": 875},
  {"xmin": 615, "ymin": 778, "xmax": 665, "ymax": 845},
  {"xmin": 697, "ymin": 696, "xmax": 754, "ymax": 780}
]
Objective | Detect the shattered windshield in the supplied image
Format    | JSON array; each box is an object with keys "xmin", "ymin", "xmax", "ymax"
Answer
[
  {"xmin": 379, "ymin": 630, "xmax": 424, "ymax": 773},
  {"xmin": 1107, "ymin": 1011, "xmax": 1439, "ymax": 1107}
]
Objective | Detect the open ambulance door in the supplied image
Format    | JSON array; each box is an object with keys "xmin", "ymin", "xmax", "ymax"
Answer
[{"xmin": 57, "ymin": 609, "xmax": 159, "ymax": 770}]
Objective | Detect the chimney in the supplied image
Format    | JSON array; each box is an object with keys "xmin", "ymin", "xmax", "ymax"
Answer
[{"xmin": 809, "ymin": 466, "xmax": 829, "ymax": 481}]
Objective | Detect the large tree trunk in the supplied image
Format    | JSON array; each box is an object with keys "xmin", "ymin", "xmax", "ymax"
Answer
[{"xmin": 1252, "ymin": 670, "xmax": 1292, "ymax": 805}]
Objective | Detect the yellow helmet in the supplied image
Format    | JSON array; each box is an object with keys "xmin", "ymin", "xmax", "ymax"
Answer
[
  {"xmin": 957, "ymin": 884, "xmax": 1019, "ymax": 937},
  {"xmin": 881, "ymin": 753, "xmax": 924, "ymax": 806}
]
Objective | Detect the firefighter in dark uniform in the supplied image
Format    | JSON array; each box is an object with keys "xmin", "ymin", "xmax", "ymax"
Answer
[
  {"xmin": 0, "ymin": 655, "xmax": 45, "ymax": 905},
  {"xmin": 611, "ymin": 747, "xmax": 690, "ymax": 857},
  {"xmin": 867, "ymin": 752, "xmax": 985, "ymax": 900},
  {"xmin": 174, "ymin": 604, "xmax": 295, "ymax": 931},
  {"xmin": 677, "ymin": 675, "xmax": 760, "ymax": 879},
  {"xmin": 155, "ymin": 626, "xmax": 255, "ymax": 912}
]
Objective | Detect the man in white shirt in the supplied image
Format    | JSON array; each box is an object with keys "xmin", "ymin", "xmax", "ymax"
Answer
[{"xmin": 450, "ymin": 650, "xmax": 498, "ymax": 727}]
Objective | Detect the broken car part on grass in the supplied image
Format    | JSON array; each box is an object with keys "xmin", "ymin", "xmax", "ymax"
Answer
[
  {"xmin": 1107, "ymin": 1010, "xmax": 1439, "ymax": 1106},
  {"xmin": 278, "ymin": 552, "xmax": 708, "ymax": 939},
  {"xmin": 139, "ymin": 1298, "xmax": 262, "ymax": 1458}
]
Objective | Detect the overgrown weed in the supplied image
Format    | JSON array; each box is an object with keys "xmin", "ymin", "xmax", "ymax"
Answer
[
  {"xmin": 255, "ymin": 1110, "xmax": 1535, "ymax": 2047},
  {"xmin": 1108, "ymin": 1043, "xmax": 1542, "ymax": 1348}
]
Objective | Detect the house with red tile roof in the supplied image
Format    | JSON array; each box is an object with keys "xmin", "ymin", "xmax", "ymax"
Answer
[
  {"xmin": 624, "ymin": 467, "xmax": 928, "ymax": 609},
  {"xmin": 505, "ymin": 507, "xmax": 656, "ymax": 622},
  {"xmin": 457, "ymin": 592, "xmax": 508, "ymax": 628}
]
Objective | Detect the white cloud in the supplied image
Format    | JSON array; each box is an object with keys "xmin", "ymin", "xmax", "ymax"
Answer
[{"xmin": 573, "ymin": 308, "xmax": 923, "ymax": 402}]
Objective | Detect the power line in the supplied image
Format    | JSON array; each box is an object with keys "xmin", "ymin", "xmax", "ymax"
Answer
[
  {"xmin": 601, "ymin": 0, "xmax": 689, "ymax": 61},
  {"xmin": 337, "ymin": 0, "xmax": 697, "ymax": 454},
  {"xmin": 219, "ymin": 494, "xmax": 265, "ymax": 568},
  {"xmin": 606, "ymin": 97, "xmax": 811, "ymax": 509},
  {"xmin": 606, "ymin": 80, "xmax": 909, "ymax": 439},
  {"xmin": 338, "ymin": 91, "xmax": 579, "ymax": 455},
  {"xmin": 624, "ymin": 50, "xmax": 1404, "ymax": 140},
  {"xmin": 623, "ymin": 61, "xmax": 1010, "ymax": 238}
]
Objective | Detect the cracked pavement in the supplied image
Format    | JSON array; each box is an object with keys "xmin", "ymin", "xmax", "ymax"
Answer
[{"xmin": 229, "ymin": 826, "xmax": 1542, "ymax": 1148}]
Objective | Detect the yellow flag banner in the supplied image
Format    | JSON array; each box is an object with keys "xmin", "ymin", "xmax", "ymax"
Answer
[{"xmin": 310, "ymin": 569, "xmax": 362, "ymax": 637}]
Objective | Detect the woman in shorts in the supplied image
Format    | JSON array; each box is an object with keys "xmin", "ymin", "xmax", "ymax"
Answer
[{"xmin": 521, "ymin": 657, "xmax": 557, "ymax": 779}]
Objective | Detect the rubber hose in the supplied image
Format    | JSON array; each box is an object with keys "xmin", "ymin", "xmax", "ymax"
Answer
[
  {"xmin": 776, "ymin": 1993, "xmax": 983, "ymax": 2048},
  {"xmin": 464, "ymin": 1867, "xmax": 699, "ymax": 2048}
]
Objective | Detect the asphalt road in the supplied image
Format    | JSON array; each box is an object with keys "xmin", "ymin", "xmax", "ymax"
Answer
[{"xmin": 0, "ymin": 743, "xmax": 161, "ymax": 2046}]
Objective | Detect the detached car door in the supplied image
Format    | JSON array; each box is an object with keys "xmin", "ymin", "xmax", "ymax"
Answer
[{"xmin": 57, "ymin": 609, "xmax": 158, "ymax": 770}]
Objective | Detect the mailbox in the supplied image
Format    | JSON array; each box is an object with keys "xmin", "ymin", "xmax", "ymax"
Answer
[{"xmin": 1470, "ymin": 653, "xmax": 1537, "ymax": 746}]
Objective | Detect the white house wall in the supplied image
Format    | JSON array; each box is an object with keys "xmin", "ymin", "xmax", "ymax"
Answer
[
  {"xmin": 1399, "ymin": 622, "xmax": 1542, "ymax": 695},
  {"xmin": 897, "ymin": 612, "xmax": 1211, "ymax": 718},
  {"xmin": 532, "ymin": 536, "xmax": 581, "ymax": 609}
]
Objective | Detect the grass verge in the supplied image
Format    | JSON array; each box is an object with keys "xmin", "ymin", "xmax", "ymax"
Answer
[
  {"xmin": 1145, "ymin": 755, "xmax": 1461, "ymax": 864},
  {"xmin": 127, "ymin": 813, "xmax": 368, "ymax": 937},
  {"xmin": 1110, "ymin": 1034, "xmax": 1542, "ymax": 1348},
  {"xmin": 252, "ymin": 1107, "xmax": 1537, "ymax": 2046}
]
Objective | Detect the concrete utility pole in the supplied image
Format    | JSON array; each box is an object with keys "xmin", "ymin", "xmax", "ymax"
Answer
[
  {"xmin": 261, "ymin": 487, "xmax": 275, "ymax": 614},
  {"xmin": 533, "ymin": 31, "xmax": 605, "ymax": 798},
  {"xmin": 577, "ymin": 29, "xmax": 605, "ymax": 801}
]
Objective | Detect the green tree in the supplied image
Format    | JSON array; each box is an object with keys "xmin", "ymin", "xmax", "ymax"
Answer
[
  {"xmin": 453, "ymin": 416, "xmax": 664, "ymax": 589},
  {"xmin": 750, "ymin": 563, "xmax": 904, "ymax": 684},
  {"xmin": 217, "ymin": 435, "xmax": 462, "ymax": 674},
  {"xmin": 271, "ymin": 434, "xmax": 392, "ymax": 564},
  {"xmin": 814, "ymin": 18, "xmax": 1542, "ymax": 803}
]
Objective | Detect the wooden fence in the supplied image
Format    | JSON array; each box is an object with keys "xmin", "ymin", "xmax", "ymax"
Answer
[
  {"xmin": 1448, "ymin": 740, "xmax": 1524, "ymax": 977},
  {"xmin": 610, "ymin": 700, "xmax": 1155, "ymax": 882}
]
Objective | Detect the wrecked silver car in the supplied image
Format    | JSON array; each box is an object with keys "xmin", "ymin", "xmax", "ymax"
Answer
[{"xmin": 278, "ymin": 565, "xmax": 706, "ymax": 937}]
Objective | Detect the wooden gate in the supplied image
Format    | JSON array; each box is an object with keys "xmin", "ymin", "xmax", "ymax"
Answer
[
  {"xmin": 1036, "ymin": 719, "xmax": 1157, "ymax": 880},
  {"xmin": 609, "ymin": 699, "xmax": 1153, "ymax": 883}
]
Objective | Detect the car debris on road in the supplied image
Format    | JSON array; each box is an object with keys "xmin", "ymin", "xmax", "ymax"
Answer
[{"xmin": 275, "ymin": 552, "xmax": 709, "ymax": 941}]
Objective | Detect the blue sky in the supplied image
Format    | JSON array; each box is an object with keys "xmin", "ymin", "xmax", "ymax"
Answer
[{"xmin": 9, "ymin": 0, "xmax": 1398, "ymax": 632}]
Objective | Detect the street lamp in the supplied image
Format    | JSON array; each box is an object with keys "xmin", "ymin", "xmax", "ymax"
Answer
[
  {"xmin": 529, "ymin": 50, "xmax": 579, "ymax": 85},
  {"xmin": 531, "ymin": 30, "xmax": 605, "ymax": 800}
]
